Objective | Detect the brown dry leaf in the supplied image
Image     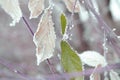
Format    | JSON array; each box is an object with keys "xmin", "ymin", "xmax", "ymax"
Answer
[
  {"xmin": 0, "ymin": 0, "xmax": 22, "ymax": 26},
  {"xmin": 28, "ymin": 0, "xmax": 44, "ymax": 19},
  {"xmin": 33, "ymin": 8, "xmax": 56, "ymax": 65},
  {"xmin": 63, "ymin": 0, "xmax": 80, "ymax": 12}
]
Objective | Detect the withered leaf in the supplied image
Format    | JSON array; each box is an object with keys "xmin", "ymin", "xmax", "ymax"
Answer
[
  {"xmin": 63, "ymin": 0, "xmax": 80, "ymax": 13},
  {"xmin": 0, "ymin": 0, "xmax": 22, "ymax": 26},
  {"xmin": 33, "ymin": 8, "xmax": 56, "ymax": 65},
  {"xmin": 28, "ymin": 0, "xmax": 44, "ymax": 19}
]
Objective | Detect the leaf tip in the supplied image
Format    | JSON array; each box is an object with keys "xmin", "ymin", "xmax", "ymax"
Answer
[{"xmin": 36, "ymin": 53, "xmax": 40, "ymax": 66}]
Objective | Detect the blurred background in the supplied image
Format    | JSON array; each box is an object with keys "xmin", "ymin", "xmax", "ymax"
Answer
[{"xmin": 0, "ymin": 0, "xmax": 120, "ymax": 80}]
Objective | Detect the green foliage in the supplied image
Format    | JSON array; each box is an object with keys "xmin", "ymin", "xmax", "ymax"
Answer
[
  {"xmin": 60, "ymin": 13, "xmax": 67, "ymax": 35},
  {"xmin": 61, "ymin": 41, "xmax": 83, "ymax": 80}
]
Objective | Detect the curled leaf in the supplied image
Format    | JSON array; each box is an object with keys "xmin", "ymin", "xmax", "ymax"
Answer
[
  {"xmin": 33, "ymin": 8, "xmax": 56, "ymax": 65},
  {"xmin": 0, "ymin": 0, "xmax": 22, "ymax": 26},
  {"xmin": 63, "ymin": 0, "xmax": 80, "ymax": 12},
  {"xmin": 78, "ymin": 51, "xmax": 107, "ymax": 67},
  {"xmin": 28, "ymin": 0, "xmax": 44, "ymax": 19}
]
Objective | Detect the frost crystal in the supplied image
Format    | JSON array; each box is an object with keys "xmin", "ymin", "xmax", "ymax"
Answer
[
  {"xmin": 112, "ymin": 28, "xmax": 116, "ymax": 32},
  {"xmin": 63, "ymin": 33, "xmax": 69, "ymax": 40}
]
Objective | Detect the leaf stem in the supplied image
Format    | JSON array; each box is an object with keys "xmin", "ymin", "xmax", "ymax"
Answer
[
  {"xmin": 22, "ymin": 16, "xmax": 55, "ymax": 79},
  {"xmin": 22, "ymin": 16, "xmax": 34, "ymax": 36},
  {"xmin": 47, "ymin": 59, "xmax": 56, "ymax": 79}
]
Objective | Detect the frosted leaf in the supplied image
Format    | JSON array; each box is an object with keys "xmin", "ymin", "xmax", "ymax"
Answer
[
  {"xmin": 109, "ymin": 70, "xmax": 120, "ymax": 80},
  {"xmin": 28, "ymin": 0, "xmax": 44, "ymax": 19},
  {"xmin": 0, "ymin": 0, "xmax": 22, "ymax": 26},
  {"xmin": 63, "ymin": 0, "xmax": 80, "ymax": 12},
  {"xmin": 78, "ymin": 51, "xmax": 107, "ymax": 67},
  {"xmin": 56, "ymin": 64, "xmax": 62, "ymax": 73},
  {"xmin": 33, "ymin": 8, "xmax": 56, "ymax": 65}
]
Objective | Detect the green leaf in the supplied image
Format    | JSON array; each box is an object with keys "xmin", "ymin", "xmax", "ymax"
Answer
[
  {"xmin": 60, "ymin": 13, "xmax": 67, "ymax": 35},
  {"xmin": 61, "ymin": 41, "xmax": 83, "ymax": 80}
]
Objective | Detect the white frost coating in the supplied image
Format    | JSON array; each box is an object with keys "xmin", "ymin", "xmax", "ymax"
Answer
[
  {"xmin": 0, "ymin": 0, "xmax": 22, "ymax": 26},
  {"xmin": 90, "ymin": 74, "xmax": 94, "ymax": 80},
  {"xmin": 56, "ymin": 64, "xmax": 62, "ymax": 73},
  {"xmin": 104, "ymin": 71, "xmax": 109, "ymax": 80},
  {"xmin": 110, "ymin": 70, "xmax": 120, "ymax": 80},
  {"xmin": 91, "ymin": 0, "xmax": 99, "ymax": 14},
  {"xmin": 78, "ymin": 51, "xmax": 107, "ymax": 67},
  {"xmin": 90, "ymin": 73, "xmax": 100, "ymax": 80},
  {"xmin": 81, "ymin": 1, "xmax": 84, "ymax": 4},
  {"xmin": 110, "ymin": 0, "xmax": 120, "ymax": 21},
  {"xmin": 112, "ymin": 28, "xmax": 116, "ymax": 31},
  {"xmin": 63, "ymin": 33, "xmax": 69, "ymax": 40},
  {"xmin": 33, "ymin": 8, "xmax": 56, "ymax": 65},
  {"xmin": 79, "ymin": 5, "xmax": 89, "ymax": 22}
]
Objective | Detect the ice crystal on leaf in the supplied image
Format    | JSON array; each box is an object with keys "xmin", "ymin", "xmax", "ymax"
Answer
[
  {"xmin": 33, "ymin": 8, "xmax": 56, "ymax": 65},
  {"xmin": 0, "ymin": 0, "xmax": 22, "ymax": 26},
  {"xmin": 28, "ymin": 0, "xmax": 44, "ymax": 19}
]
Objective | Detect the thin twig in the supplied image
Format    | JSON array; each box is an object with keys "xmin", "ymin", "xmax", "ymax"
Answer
[{"xmin": 46, "ymin": 63, "xmax": 120, "ymax": 80}]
